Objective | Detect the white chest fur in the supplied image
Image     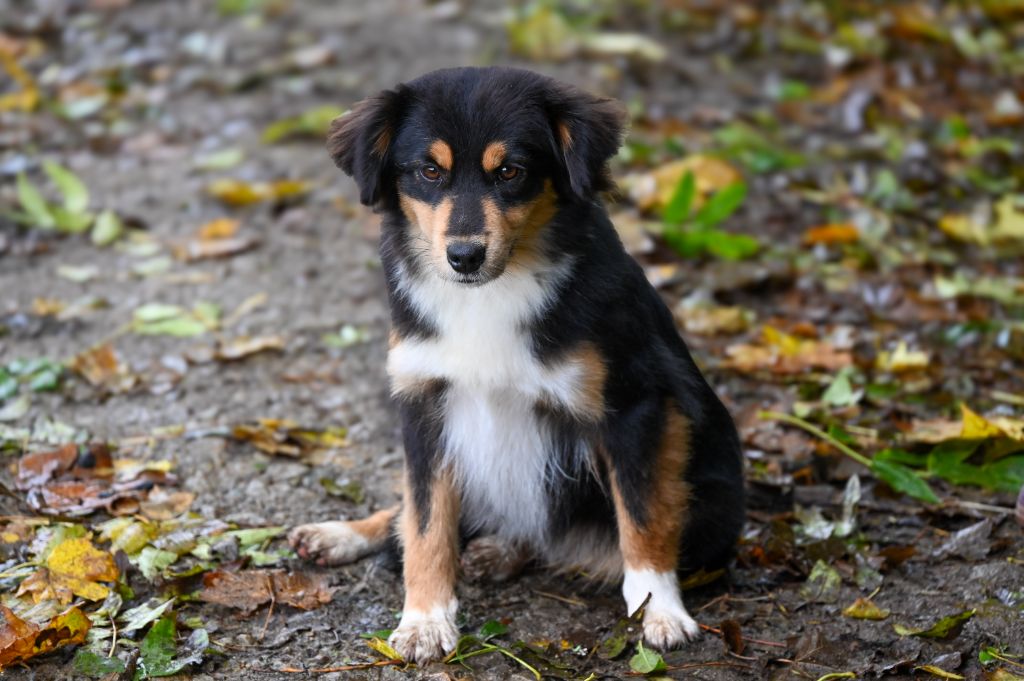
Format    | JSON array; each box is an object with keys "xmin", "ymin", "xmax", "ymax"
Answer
[{"xmin": 387, "ymin": 261, "xmax": 588, "ymax": 543}]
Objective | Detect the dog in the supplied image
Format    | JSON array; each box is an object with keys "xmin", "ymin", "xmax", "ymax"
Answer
[{"xmin": 288, "ymin": 66, "xmax": 745, "ymax": 664}]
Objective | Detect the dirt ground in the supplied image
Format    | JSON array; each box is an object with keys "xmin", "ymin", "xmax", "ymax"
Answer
[{"xmin": 1, "ymin": 1, "xmax": 1022, "ymax": 679}]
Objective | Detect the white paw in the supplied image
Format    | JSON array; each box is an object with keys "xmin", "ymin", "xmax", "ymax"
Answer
[
  {"xmin": 642, "ymin": 607, "xmax": 700, "ymax": 649},
  {"xmin": 388, "ymin": 607, "xmax": 459, "ymax": 664},
  {"xmin": 623, "ymin": 568, "xmax": 700, "ymax": 650},
  {"xmin": 288, "ymin": 521, "xmax": 370, "ymax": 566}
]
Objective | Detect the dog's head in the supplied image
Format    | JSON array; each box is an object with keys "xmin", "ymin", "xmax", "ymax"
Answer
[{"xmin": 328, "ymin": 67, "xmax": 626, "ymax": 285}]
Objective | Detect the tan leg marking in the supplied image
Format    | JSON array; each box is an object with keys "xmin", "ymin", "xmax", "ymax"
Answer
[
  {"xmin": 288, "ymin": 505, "xmax": 398, "ymax": 566},
  {"xmin": 610, "ymin": 404, "xmax": 699, "ymax": 648},
  {"xmin": 482, "ymin": 141, "xmax": 507, "ymax": 173},
  {"xmin": 429, "ymin": 140, "xmax": 453, "ymax": 171},
  {"xmin": 389, "ymin": 470, "xmax": 461, "ymax": 663}
]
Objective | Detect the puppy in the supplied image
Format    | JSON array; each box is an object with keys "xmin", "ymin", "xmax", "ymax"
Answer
[{"xmin": 289, "ymin": 66, "xmax": 745, "ymax": 664}]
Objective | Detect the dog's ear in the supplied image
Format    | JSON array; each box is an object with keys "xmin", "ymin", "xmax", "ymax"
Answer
[
  {"xmin": 545, "ymin": 84, "xmax": 627, "ymax": 199},
  {"xmin": 327, "ymin": 88, "xmax": 407, "ymax": 206}
]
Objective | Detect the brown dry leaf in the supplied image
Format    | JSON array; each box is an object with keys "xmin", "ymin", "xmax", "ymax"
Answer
[
  {"xmin": 215, "ymin": 335, "xmax": 286, "ymax": 361},
  {"xmin": 231, "ymin": 419, "xmax": 348, "ymax": 458},
  {"xmin": 70, "ymin": 344, "xmax": 137, "ymax": 393},
  {"xmin": 674, "ymin": 296, "xmax": 753, "ymax": 336},
  {"xmin": 174, "ymin": 236, "xmax": 259, "ymax": 262},
  {"xmin": 903, "ymin": 404, "xmax": 1024, "ymax": 444},
  {"xmin": 16, "ymin": 444, "xmax": 79, "ymax": 490},
  {"xmin": 0, "ymin": 605, "xmax": 90, "ymax": 669},
  {"xmin": 139, "ymin": 486, "xmax": 195, "ymax": 520},
  {"xmin": 802, "ymin": 223, "xmax": 860, "ymax": 246},
  {"xmin": 621, "ymin": 155, "xmax": 742, "ymax": 213},
  {"xmin": 723, "ymin": 326, "xmax": 851, "ymax": 373},
  {"xmin": 199, "ymin": 569, "xmax": 335, "ymax": 612}
]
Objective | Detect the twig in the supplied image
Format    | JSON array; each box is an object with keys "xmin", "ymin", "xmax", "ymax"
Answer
[
  {"xmin": 699, "ymin": 623, "xmax": 787, "ymax": 648},
  {"xmin": 258, "ymin": 574, "xmax": 275, "ymax": 642},
  {"xmin": 108, "ymin": 611, "xmax": 118, "ymax": 658},
  {"xmin": 276, "ymin": 660, "xmax": 403, "ymax": 673},
  {"xmin": 533, "ymin": 590, "xmax": 586, "ymax": 606},
  {"xmin": 759, "ymin": 411, "xmax": 871, "ymax": 467},
  {"xmin": 951, "ymin": 499, "xmax": 1014, "ymax": 515},
  {"xmin": 625, "ymin": 660, "xmax": 753, "ymax": 675}
]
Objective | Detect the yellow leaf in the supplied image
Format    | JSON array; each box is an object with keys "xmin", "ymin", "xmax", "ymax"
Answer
[
  {"xmin": 0, "ymin": 47, "xmax": 40, "ymax": 113},
  {"xmin": 938, "ymin": 196, "xmax": 1024, "ymax": 245},
  {"xmin": 197, "ymin": 217, "xmax": 240, "ymax": 240},
  {"xmin": 876, "ymin": 341, "xmax": 929, "ymax": 373},
  {"xmin": 45, "ymin": 537, "xmax": 118, "ymax": 601},
  {"xmin": 960, "ymin": 404, "xmax": 1004, "ymax": 440},
  {"xmin": 365, "ymin": 636, "xmax": 403, "ymax": 661},
  {"xmin": 208, "ymin": 179, "xmax": 311, "ymax": 206},
  {"xmin": 842, "ymin": 597, "xmax": 890, "ymax": 620},
  {"xmin": 914, "ymin": 665, "xmax": 964, "ymax": 680}
]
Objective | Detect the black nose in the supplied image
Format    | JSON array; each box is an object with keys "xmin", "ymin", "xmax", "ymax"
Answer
[{"xmin": 446, "ymin": 242, "xmax": 486, "ymax": 274}]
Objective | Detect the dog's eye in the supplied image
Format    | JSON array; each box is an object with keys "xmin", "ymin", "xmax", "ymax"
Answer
[
  {"xmin": 420, "ymin": 165, "xmax": 442, "ymax": 182},
  {"xmin": 498, "ymin": 165, "xmax": 520, "ymax": 181}
]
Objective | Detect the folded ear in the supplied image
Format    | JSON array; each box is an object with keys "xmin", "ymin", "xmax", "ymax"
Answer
[
  {"xmin": 545, "ymin": 84, "xmax": 627, "ymax": 199},
  {"xmin": 327, "ymin": 87, "xmax": 407, "ymax": 206}
]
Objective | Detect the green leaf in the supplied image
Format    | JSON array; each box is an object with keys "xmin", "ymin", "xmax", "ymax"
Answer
[
  {"xmin": 136, "ymin": 615, "xmax": 208, "ymax": 678},
  {"xmin": 51, "ymin": 206, "xmax": 94, "ymax": 233},
  {"xmin": 704, "ymin": 230, "xmax": 760, "ymax": 260},
  {"xmin": 822, "ymin": 368, "xmax": 859, "ymax": 407},
  {"xmin": 134, "ymin": 317, "xmax": 208, "ymax": 338},
  {"xmin": 629, "ymin": 642, "xmax": 667, "ymax": 674},
  {"xmin": 663, "ymin": 170, "xmax": 695, "ymax": 225},
  {"xmin": 893, "ymin": 609, "xmax": 976, "ymax": 640},
  {"xmin": 874, "ymin": 448, "xmax": 929, "ymax": 467},
  {"xmin": 73, "ymin": 649, "xmax": 127, "ymax": 678},
  {"xmin": 320, "ymin": 477, "xmax": 364, "ymax": 504},
  {"xmin": 133, "ymin": 304, "xmax": 184, "ymax": 323},
  {"xmin": 225, "ymin": 526, "xmax": 285, "ymax": 547},
  {"xmin": 17, "ymin": 172, "xmax": 55, "ymax": 229},
  {"xmin": 119, "ymin": 598, "xmax": 175, "ymax": 633},
  {"xmin": 663, "ymin": 225, "xmax": 710, "ymax": 259},
  {"xmin": 91, "ymin": 210, "xmax": 124, "ymax": 246},
  {"xmin": 478, "ymin": 620, "xmax": 508, "ymax": 641},
  {"xmin": 693, "ymin": 181, "xmax": 747, "ymax": 229},
  {"xmin": 870, "ymin": 459, "xmax": 940, "ymax": 503},
  {"xmin": 43, "ymin": 161, "xmax": 90, "ymax": 214},
  {"xmin": 135, "ymin": 547, "xmax": 179, "ymax": 580},
  {"xmin": 28, "ymin": 366, "xmax": 61, "ymax": 392}
]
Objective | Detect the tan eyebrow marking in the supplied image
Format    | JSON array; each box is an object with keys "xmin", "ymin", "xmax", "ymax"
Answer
[
  {"xmin": 429, "ymin": 140, "xmax": 453, "ymax": 171},
  {"xmin": 482, "ymin": 141, "xmax": 507, "ymax": 173}
]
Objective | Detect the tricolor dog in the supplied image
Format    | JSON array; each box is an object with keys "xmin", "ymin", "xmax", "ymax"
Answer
[{"xmin": 289, "ymin": 66, "xmax": 745, "ymax": 663}]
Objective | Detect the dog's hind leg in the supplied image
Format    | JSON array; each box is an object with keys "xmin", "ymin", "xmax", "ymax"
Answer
[
  {"xmin": 288, "ymin": 506, "xmax": 398, "ymax": 566},
  {"xmin": 461, "ymin": 536, "xmax": 532, "ymax": 582}
]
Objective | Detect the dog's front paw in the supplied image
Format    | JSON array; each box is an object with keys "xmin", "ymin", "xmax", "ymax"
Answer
[
  {"xmin": 642, "ymin": 607, "xmax": 700, "ymax": 649},
  {"xmin": 288, "ymin": 521, "xmax": 370, "ymax": 566},
  {"xmin": 388, "ymin": 608, "xmax": 459, "ymax": 664}
]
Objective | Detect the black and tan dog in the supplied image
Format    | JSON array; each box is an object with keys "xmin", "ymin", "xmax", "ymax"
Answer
[{"xmin": 289, "ymin": 66, "xmax": 745, "ymax": 663}]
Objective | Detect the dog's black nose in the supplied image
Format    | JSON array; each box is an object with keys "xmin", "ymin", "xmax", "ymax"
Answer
[{"xmin": 446, "ymin": 242, "xmax": 486, "ymax": 274}]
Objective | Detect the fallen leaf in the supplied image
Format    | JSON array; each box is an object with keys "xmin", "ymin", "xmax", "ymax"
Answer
[
  {"xmin": 724, "ymin": 326, "xmax": 851, "ymax": 373},
  {"xmin": 215, "ymin": 335, "xmax": 286, "ymax": 361},
  {"xmin": 915, "ymin": 665, "xmax": 965, "ymax": 680},
  {"xmin": 0, "ymin": 605, "xmax": 89, "ymax": 669},
  {"xmin": 199, "ymin": 569, "xmax": 335, "ymax": 612},
  {"xmin": 803, "ymin": 223, "xmax": 860, "ymax": 246},
  {"xmin": 231, "ymin": 419, "xmax": 348, "ymax": 458},
  {"xmin": 875, "ymin": 341, "xmax": 929, "ymax": 373},
  {"xmin": 69, "ymin": 344, "xmax": 137, "ymax": 393},
  {"xmin": 44, "ymin": 536, "xmax": 119, "ymax": 601},
  {"xmin": 621, "ymin": 156, "xmax": 743, "ymax": 214},
  {"xmin": 843, "ymin": 597, "xmax": 890, "ymax": 620},
  {"xmin": 939, "ymin": 196, "xmax": 1024, "ymax": 245},
  {"xmin": 207, "ymin": 179, "xmax": 311, "ymax": 206},
  {"xmin": 894, "ymin": 610, "xmax": 976, "ymax": 640}
]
